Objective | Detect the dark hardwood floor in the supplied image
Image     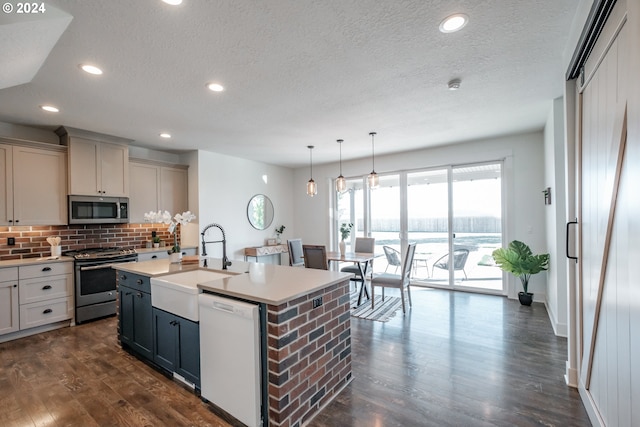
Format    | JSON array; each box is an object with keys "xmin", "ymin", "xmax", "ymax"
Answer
[{"xmin": 0, "ymin": 287, "xmax": 591, "ymax": 427}]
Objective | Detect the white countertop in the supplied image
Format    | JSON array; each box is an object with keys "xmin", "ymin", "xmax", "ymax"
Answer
[
  {"xmin": 115, "ymin": 257, "xmax": 351, "ymax": 305},
  {"xmin": 0, "ymin": 256, "xmax": 74, "ymax": 268}
]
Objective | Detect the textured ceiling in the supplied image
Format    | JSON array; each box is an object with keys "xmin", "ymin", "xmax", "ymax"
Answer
[{"xmin": 0, "ymin": 0, "xmax": 580, "ymax": 168}]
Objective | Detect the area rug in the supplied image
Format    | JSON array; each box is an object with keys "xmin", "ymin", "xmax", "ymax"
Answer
[{"xmin": 350, "ymin": 293, "xmax": 402, "ymax": 322}]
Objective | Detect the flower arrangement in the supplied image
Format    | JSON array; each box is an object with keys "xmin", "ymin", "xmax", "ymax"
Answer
[
  {"xmin": 340, "ymin": 222, "xmax": 353, "ymax": 241},
  {"xmin": 275, "ymin": 225, "xmax": 285, "ymax": 236},
  {"xmin": 144, "ymin": 210, "xmax": 196, "ymax": 253}
]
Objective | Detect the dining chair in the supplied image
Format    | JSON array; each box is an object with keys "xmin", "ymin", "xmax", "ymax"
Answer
[
  {"xmin": 287, "ymin": 238, "xmax": 304, "ymax": 267},
  {"xmin": 383, "ymin": 245, "xmax": 401, "ymax": 273},
  {"xmin": 431, "ymin": 248, "xmax": 470, "ymax": 279},
  {"xmin": 340, "ymin": 237, "xmax": 376, "ymax": 282},
  {"xmin": 371, "ymin": 243, "xmax": 416, "ymax": 314},
  {"xmin": 302, "ymin": 245, "xmax": 328, "ymax": 270}
]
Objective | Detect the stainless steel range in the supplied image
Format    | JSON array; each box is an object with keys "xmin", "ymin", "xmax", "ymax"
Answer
[{"xmin": 65, "ymin": 247, "xmax": 138, "ymax": 323}]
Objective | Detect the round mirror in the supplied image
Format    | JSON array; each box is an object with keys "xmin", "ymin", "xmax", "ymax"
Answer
[{"xmin": 247, "ymin": 194, "xmax": 274, "ymax": 230}]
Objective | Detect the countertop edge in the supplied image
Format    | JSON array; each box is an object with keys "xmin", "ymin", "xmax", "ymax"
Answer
[{"xmin": 0, "ymin": 256, "xmax": 75, "ymax": 268}]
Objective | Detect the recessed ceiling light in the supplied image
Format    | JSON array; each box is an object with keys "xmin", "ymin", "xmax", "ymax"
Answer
[
  {"xmin": 40, "ymin": 105, "xmax": 59, "ymax": 113},
  {"xmin": 160, "ymin": 133, "xmax": 171, "ymax": 138},
  {"xmin": 439, "ymin": 14, "xmax": 468, "ymax": 33},
  {"xmin": 207, "ymin": 83, "xmax": 224, "ymax": 92},
  {"xmin": 162, "ymin": 0, "xmax": 183, "ymax": 5},
  {"xmin": 80, "ymin": 64, "xmax": 103, "ymax": 75}
]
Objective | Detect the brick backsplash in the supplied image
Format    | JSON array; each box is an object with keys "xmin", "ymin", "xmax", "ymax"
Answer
[{"xmin": 0, "ymin": 224, "xmax": 176, "ymax": 260}]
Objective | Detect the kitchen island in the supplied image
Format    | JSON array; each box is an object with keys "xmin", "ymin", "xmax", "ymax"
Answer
[{"xmin": 115, "ymin": 257, "xmax": 352, "ymax": 427}]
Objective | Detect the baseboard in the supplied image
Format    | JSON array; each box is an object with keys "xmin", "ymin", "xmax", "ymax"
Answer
[
  {"xmin": 544, "ymin": 300, "xmax": 568, "ymax": 337},
  {"xmin": 579, "ymin": 382, "xmax": 605, "ymax": 427},
  {"xmin": 564, "ymin": 361, "xmax": 579, "ymax": 388}
]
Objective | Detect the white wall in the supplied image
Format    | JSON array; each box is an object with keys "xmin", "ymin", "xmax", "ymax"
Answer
[
  {"xmin": 292, "ymin": 130, "xmax": 548, "ymax": 300},
  {"xmin": 185, "ymin": 150, "xmax": 295, "ymax": 264},
  {"xmin": 544, "ymin": 97, "xmax": 569, "ymax": 337}
]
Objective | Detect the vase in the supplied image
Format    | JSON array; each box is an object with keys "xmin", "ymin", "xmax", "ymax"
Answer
[
  {"xmin": 339, "ymin": 240, "xmax": 346, "ymax": 256},
  {"xmin": 276, "ymin": 235, "xmax": 282, "ymax": 244},
  {"xmin": 169, "ymin": 252, "xmax": 182, "ymax": 263}
]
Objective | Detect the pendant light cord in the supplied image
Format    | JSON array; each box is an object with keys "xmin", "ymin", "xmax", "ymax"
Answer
[{"xmin": 369, "ymin": 132, "xmax": 377, "ymax": 173}]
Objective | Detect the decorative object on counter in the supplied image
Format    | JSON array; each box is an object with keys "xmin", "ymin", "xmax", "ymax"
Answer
[
  {"xmin": 46, "ymin": 236, "xmax": 62, "ymax": 257},
  {"xmin": 152, "ymin": 235, "xmax": 161, "ymax": 248},
  {"xmin": 144, "ymin": 210, "xmax": 196, "ymax": 263},
  {"xmin": 339, "ymin": 222, "xmax": 353, "ymax": 256},
  {"xmin": 492, "ymin": 240, "xmax": 549, "ymax": 306},
  {"xmin": 275, "ymin": 225, "xmax": 285, "ymax": 244},
  {"xmin": 247, "ymin": 194, "xmax": 274, "ymax": 230},
  {"xmin": 266, "ymin": 238, "xmax": 276, "ymax": 246}
]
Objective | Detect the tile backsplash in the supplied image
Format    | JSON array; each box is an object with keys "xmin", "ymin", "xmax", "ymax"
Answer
[{"xmin": 0, "ymin": 224, "xmax": 175, "ymax": 261}]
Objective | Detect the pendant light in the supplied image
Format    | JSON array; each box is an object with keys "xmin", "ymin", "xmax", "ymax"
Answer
[
  {"xmin": 367, "ymin": 132, "xmax": 379, "ymax": 189},
  {"xmin": 306, "ymin": 145, "xmax": 317, "ymax": 196},
  {"xmin": 335, "ymin": 139, "xmax": 346, "ymax": 193}
]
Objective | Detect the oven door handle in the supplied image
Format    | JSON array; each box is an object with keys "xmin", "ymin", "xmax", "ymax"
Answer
[{"xmin": 80, "ymin": 263, "xmax": 116, "ymax": 271}]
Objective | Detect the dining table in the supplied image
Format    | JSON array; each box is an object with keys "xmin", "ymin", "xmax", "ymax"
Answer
[{"xmin": 326, "ymin": 251, "xmax": 375, "ymax": 307}]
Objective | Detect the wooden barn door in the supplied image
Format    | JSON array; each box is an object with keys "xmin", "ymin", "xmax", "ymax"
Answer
[{"xmin": 576, "ymin": 2, "xmax": 639, "ymax": 425}]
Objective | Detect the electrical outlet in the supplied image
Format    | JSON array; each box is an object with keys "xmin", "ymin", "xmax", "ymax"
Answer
[
  {"xmin": 7, "ymin": 237, "xmax": 15, "ymax": 246},
  {"xmin": 313, "ymin": 297, "xmax": 323, "ymax": 308}
]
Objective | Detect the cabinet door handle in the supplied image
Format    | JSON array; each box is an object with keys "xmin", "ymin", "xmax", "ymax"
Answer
[
  {"xmin": 151, "ymin": 255, "xmax": 157, "ymax": 259},
  {"xmin": 13, "ymin": 284, "xmax": 17, "ymax": 288},
  {"xmin": 43, "ymin": 308, "xmax": 52, "ymax": 314},
  {"xmin": 42, "ymin": 267, "xmax": 52, "ymax": 272},
  {"xmin": 136, "ymin": 292, "xmax": 142, "ymax": 298},
  {"xmin": 125, "ymin": 292, "xmax": 132, "ymax": 296},
  {"xmin": 14, "ymin": 219, "xmax": 19, "ymax": 223},
  {"xmin": 42, "ymin": 285, "xmax": 52, "ymax": 290},
  {"xmin": 120, "ymin": 275, "xmax": 127, "ymax": 281},
  {"xmin": 136, "ymin": 279, "xmax": 143, "ymax": 285}
]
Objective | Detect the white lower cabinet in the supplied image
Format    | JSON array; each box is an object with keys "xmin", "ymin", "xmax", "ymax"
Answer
[
  {"xmin": 0, "ymin": 267, "xmax": 19, "ymax": 335},
  {"xmin": 18, "ymin": 262, "xmax": 74, "ymax": 330},
  {"xmin": 1, "ymin": 262, "xmax": 74, "ymax": 340}
]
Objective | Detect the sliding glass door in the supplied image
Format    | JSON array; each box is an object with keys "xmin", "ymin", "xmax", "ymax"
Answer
[
  {"xmin": 335, "ymin": 161, "xmax": 503, "ymax": 294},
  {"xmin": 450, "ymin": 163, "xmax": 503, "ymax": 291},
  {"xmin": 406, "ymin": 169, "xmax": 449, "ymax": 282}
]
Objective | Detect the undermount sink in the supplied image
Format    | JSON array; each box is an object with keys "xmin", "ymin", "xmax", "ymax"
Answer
[{"xmin": 151, "ymin": 269, "xmax": 234, "ymax": 321}]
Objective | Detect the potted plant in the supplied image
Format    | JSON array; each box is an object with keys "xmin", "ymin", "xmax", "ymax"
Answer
[
  {"xmin": 492, "ymin": 240, "xmax": 549, "ymax": 306},
  {"xmin": 339, "ymin": 222, "xmax": 353, "ymax": 256},
  {"xmin": 275, "ymin": 225, "xmax": 285, "ymax": 244},
  {"xmin": 152, "ymin": 235, "xmax": 161, "ymax": 248}
]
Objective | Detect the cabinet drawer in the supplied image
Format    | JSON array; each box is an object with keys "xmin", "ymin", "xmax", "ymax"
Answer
[
  {"xmin": 117, "ymin": 271, "xmax": 151, "ymax": 293},
  {"xmin": 0, "ymin": 267, "xmax": 18, "ymax": 282},
  {"xmin": 138, "ymin": 251, "xmax": 169, "ymax": 262},
  {"xmin": 19, "ymin": 262, "xmax": 73, "ymax": 279},
  {"xmin": 19, "ymin": 274, "xmax": 73, "ymax": 304},
  {"xmin": 19, "ymin": 296, "xmax": 73, "ymax": 330}
]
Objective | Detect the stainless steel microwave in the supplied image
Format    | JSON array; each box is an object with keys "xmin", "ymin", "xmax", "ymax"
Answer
[{"xmin": 68, "ymin": 195, "xmax": 129, "ymax": 224}]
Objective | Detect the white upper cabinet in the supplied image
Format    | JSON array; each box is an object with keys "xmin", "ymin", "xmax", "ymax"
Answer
[
  {"xmin": 57, "ymin": 127, "xmax": 131, "ymax": 197},
  {"xmin": 0, "ymin": 143, "xmax": 67, "ymax": 226},
  {"xmin": 129, "ymin": 160, "xmax": 188, "ymax": 223}
]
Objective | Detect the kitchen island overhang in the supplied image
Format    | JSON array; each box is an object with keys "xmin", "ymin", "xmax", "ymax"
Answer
[{"xmin": 115, "ymin": 258, "xmax": 353, "ymax": 427}]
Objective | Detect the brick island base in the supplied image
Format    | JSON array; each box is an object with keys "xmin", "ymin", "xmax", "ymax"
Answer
[{"xmin": 266, "ymin": 278, "xmax": 352, "ymax": 426}]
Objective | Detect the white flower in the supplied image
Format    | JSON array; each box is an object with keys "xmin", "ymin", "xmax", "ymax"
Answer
[{"xmin": 144, "ymin": 210, "xmax": 196, "ymax": 234}]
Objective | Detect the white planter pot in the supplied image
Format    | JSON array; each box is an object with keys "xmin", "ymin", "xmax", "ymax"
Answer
[{"xmin": 169, "ymin": 252, "xmax": 182, "ymax": 263}]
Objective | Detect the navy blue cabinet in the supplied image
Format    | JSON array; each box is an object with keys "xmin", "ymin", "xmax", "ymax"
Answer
[
  {"xmin": 153, "ymin": 307, "xmax": 200, "ymax": 388},
  {"xmin": 118, "ymin": 272, "xmax": 153, "ymax": 361}
]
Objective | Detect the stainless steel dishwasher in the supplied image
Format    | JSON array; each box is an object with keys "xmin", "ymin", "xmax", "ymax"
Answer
[{"xmin": 198, "ymin": 293, "xmax": 261, "ymax": 427}]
